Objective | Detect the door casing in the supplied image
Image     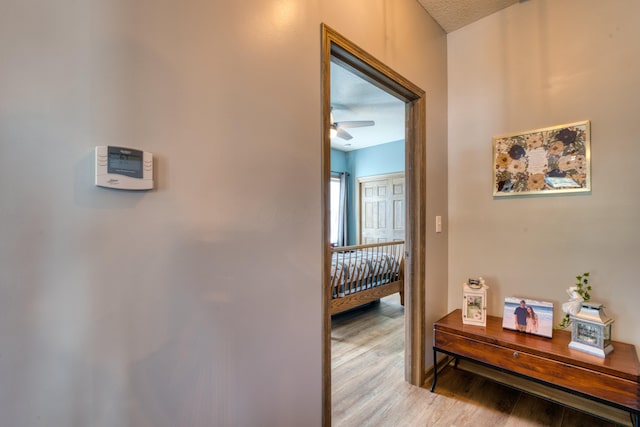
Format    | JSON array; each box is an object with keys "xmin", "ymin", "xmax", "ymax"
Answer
[{"xmin": 321, "ymin": 24, "xmax": 427, "ymax": 426}]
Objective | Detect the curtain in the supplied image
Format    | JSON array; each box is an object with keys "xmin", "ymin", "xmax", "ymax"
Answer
[{"xmin": 337, "ymin": 172, "xmax": 349, "ymax": 247}]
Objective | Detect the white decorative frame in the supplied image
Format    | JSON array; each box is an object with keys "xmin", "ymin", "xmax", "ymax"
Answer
[{"xmin": 462, "ymin": 283, "xmax": 487, "ymax": 326}]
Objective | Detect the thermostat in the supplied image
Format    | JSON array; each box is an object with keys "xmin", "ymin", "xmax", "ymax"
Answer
[{"xmin": 95, "ymin": 146, "xmax": 153, "ymax": 190}]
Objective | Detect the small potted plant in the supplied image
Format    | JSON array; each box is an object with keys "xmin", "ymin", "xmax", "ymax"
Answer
[{"xmin": 558, "ymin": 272, "xmax": 591, "ymax": 329}]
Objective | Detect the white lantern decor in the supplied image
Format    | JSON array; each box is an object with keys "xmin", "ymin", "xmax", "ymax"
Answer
[
  {"xmin": 462, "ymin": 278, "xmax": 488, "ymax": 326},
  {"xmin": 568, "ymin": 302, "xmax": 614, "ymax": 358}
]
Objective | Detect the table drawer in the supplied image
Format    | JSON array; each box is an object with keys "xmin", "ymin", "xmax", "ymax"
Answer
[{"xmin": 435, "ymin": 330, "xmax": 639, "ymax": 410}]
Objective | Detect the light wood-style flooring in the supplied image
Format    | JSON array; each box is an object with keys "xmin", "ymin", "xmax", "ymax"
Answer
[{"xmin": 331, "ymin": 294, "xmax": 628, "ymax": 427}]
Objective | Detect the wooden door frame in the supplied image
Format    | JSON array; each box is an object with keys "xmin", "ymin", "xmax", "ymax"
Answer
[{"xmin": 321, "ymin": 24, "xmax": 426, "ymax": 426}]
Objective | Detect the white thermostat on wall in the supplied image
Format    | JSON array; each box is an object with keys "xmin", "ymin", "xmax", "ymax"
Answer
[{"xmin": 95, "ymin": 146, "xmax": 153, "ymax": 190}]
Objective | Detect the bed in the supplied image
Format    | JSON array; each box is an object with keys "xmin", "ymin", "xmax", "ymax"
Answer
[{"xmin": 329, "ymin": 241, "xmax": 405, "ymax": 315}]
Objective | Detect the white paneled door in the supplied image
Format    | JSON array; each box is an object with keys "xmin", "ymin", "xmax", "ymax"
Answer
[{"xmin": 359, "ymin": 173, "xmax": 405, "ymax": 244}]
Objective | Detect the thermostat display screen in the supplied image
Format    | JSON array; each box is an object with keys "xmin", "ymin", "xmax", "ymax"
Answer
[
  {"xmin": 95, "ymin": 145, "xmax": 153, "ymax": 190},
  {"xmin": 107, "ymin": 146, "xmax": 143, "ymax": 178}
]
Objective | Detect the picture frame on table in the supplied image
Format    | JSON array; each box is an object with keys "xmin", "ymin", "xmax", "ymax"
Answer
[{"xmin": 502, "ymin": 296, "xmax": 554, "ymax": 338}]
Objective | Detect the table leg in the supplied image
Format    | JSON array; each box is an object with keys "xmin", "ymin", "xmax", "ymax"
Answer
[
  {"xmin": 631, "ymin": 412, "xmax": 639, "ymax": 427},
  {"xmin": 430, "ymin": 349, "xmax": 438, "ymax": 392}
]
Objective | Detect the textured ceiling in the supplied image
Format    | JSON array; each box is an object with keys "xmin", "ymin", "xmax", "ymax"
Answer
[{"xmin": 418, "ymin": 0, "xmax": 518, "ymax": 33}]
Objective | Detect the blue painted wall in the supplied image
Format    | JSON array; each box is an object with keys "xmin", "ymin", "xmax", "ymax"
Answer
[
  {"xmin": 348, "ymin": 139, "xmax": 405, "ymax": 178},
  {"xmin": 331, "ymin": 140, "xmax": 404, "ymax": 245},
  {"xmin": 330, "ymin": 149, "xmax": 347, "ymax": 174}
]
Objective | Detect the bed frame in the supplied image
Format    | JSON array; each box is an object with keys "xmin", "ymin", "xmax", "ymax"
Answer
[{"xmin": 329, "ymin": 241, "xmax": 405, "ymax": 315}]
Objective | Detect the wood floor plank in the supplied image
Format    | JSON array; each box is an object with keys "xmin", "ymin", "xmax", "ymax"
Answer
[
  {"xmin": 332, "ymin": 295, "xmax": 632, "ymax": 426},
  {"xmin": 504, "ymin": 392, "xmax": 565, "ymax": 427}
]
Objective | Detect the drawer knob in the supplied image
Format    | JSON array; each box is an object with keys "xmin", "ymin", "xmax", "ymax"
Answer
[{"xmin": 513, "ymin": 352, "xmax": 519, "ymax": 359}]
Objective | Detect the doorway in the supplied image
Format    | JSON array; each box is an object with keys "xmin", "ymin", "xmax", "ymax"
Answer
[{"xmin": 321, "ymin": 24, "xmax": 426, "ymax": 425}]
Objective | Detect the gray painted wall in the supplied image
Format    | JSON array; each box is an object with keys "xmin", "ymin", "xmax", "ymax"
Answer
[
  {"xmin": 0, "ymin": 0, "xmax": 448, "ymax": 425},
  {"xmin": 448, "ymin": 0, "xmax": 640, "ymax": 351}
]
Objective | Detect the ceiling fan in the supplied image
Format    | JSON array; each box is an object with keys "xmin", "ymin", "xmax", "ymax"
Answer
[{"xmin": 330, "ymin": 108, "xmax": 375, "ymax": 140}]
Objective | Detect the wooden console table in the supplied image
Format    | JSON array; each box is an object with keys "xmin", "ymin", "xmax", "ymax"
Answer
[{"xmin": 432, "ymin": 309, "xmax": 640, "ymax": 426}]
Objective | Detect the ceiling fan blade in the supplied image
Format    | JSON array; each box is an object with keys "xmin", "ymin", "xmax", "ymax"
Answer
[
  {"xmin": 335, "ymin": 120, "xmax": 375, "ymax": 129},
  {"xmin": 336, "ymin": 127, "xmax": 353, "ymax": 140},
  {"xmin": 330, "ymin": 103, "xmax": 350, "ymax": 111}
]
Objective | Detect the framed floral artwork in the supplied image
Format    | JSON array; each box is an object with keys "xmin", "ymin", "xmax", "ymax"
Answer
[{"xmin": 493, "ymin": 120, "xmax": 591, "ymax": 197}]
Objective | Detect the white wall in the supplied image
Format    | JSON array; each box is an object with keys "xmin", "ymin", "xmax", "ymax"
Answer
[
  {"xmin": 448, "ymin": 0, "xmax": 640, "ymax": 351},
  {"xmin": 0, "ymin": 0, "xmax": 447, "ymax": 425}
]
